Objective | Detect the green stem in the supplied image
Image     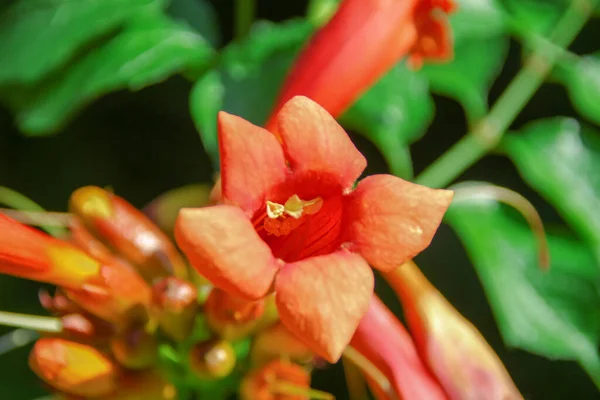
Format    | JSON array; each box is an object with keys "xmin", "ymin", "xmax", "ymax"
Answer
[
  {"xmin": 0, "ymin": 187, "xmax": 68, "ymax": 238},
  {"xmin": 0, "ymin": 329, "xmax": 39, "ymax": 356},
  {"xmin": 0, "ymin": 311, "xmax": 62, "ymax": 333},
  {"xmin": 235, "ymin": 0, "xmax": 256, "ymax": 40},
  {"xmin": 415, "ymin": 0, "xmax": 594, "ymax": 188}
]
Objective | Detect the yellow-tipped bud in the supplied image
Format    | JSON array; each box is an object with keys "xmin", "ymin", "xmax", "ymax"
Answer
[
  {"xmin": 70, "ymin": 186, "xmax": 188, "ymax": 281},
  {"xmin": 29, "ymin": 338, "xmax": 117, "ymax": 397}
]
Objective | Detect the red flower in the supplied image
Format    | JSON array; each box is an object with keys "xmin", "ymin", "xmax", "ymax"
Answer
[
  {"xmin": 266, "ymin": 0, "xmax": 455, "ymax": 130},
  {"xmin": 175, "ymin": 96, "xmax": 453, "ymax": 362},
  {"xmin": 384, "ymin": 261, "xmax": 523, "ymax": 400},
  {"xmin": 351, "ymin": 296, "xmax": 447, "ymax": 400}
]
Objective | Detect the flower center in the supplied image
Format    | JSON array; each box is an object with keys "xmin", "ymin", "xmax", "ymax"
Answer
[
  {"xmin": 263, "ymin": 195, "xmax": 323, "ymax": 237},
  {"xmin": 253, "ymin": 195, "xmax": 343, "ymax": 263}
]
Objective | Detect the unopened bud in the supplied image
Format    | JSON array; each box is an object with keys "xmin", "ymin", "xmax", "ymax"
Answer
[
  {"xmin": 240, "ymin": 360, "xmax": 320, "ymax": 400},
  {"xmin": 384, "ymin": 261, "xmax": 523, "ymax": 400},
  {"xmin": 29, "ymin": 338, "xmax": 117, "ymax": 397},
  {"xmin": 110, "ymin": 327, "xmax": 158, "ymax": 370},
  {"xmin": 69, "ymin": 186, "xmax": 188, "ymax": 281},
  {"xmin": 103, "ymin": 370, "xmax": 177, "ymax": 400},
  {"xmin": 39, "ymin": 288, "xmax": 81, "ymax": 315},
  {"xmin": 204, "ymin": 288, "xmax": 265, "ymax": 340},
  {"xmin": 251, "ymin": 323, "xmax": 313, "ymax": 367},
  {"xmin": 152, "ymin": 277, "xmax": 198, "ymax": 341},
  {"xmin": 189, "ymin": 339, "xmax": 236, "ymax": 379}
]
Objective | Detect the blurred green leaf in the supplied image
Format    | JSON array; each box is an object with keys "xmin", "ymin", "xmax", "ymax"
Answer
[
  {"xmin": 504, "ymin": 118, "xmax": 600, "ymax": 261},
  {"xmin": 501, "ymin": 0, "xmax": 567, "ymax": 36},
  {"xmin": 558, "ymin": 53, "xmax": 600, "ymax": 126},
  {"xmin": 167, "ymin": 0, "xmax": 221, "ymax": 47},
  {"xmin": 190, "ymin": 19, "xmax": 313, "ymax": 168},
  {"xmin": 306, "ymin": 0, "xmax": 340, "ymax": 27},
  {"xmin": 448, "ymin": 199, "xmax": 600, "ymax": 387},
  {"xmin": 5, "ymin": 12, "xmax": 214, "ymax": 136},
  {"xmin": 421, "ymin": 0, "xmax": 508, "ymax": 122},
  {"xmin": 143, "ymin": 183, "xmax": 212, "ymax": 238},
  {"xmin": 0, "ymin": 0, "xmax": 164, "ymax": 84},
  {"xmin": 340, "ymin": 63, "xmax": 434, "ymax": 179}
]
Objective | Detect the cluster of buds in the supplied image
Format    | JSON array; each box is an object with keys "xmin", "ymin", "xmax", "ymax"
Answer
[{"xmin": 0, "ymin": 186, "xmax": 330, "ymax": 399}]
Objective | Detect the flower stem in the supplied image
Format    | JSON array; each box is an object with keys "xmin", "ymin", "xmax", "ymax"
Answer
[
  {"xmin": 0, "ymin": 329, "xmax": 39, "ymax": 356},
  {"xmin": 414, "ymin": 0, "xmax": 595, "ymax": 189},
  {"xmin": 0, "ymin": 311, "xmax": 62, "ymax": 333},
  {"xmin": 235, "ymin": 0, "xmax": 256, "ymax": 40}
]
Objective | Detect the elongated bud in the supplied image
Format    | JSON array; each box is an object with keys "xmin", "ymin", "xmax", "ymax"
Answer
[
  {"xmin": 69, "ymin": 186, "xmax": 188, "ymax": 281},
  {"xmin": 59, "ymin": 313, "xmax": 114, "ymax": 344},
  {"xmin": 384, "ymin": 261, "xmax": 523, "ymax": 400},
  {"xmin": 0, "ymin": 214, "xmax": 101, "ymax": 289},
  {"xmin": 29, "ymin": 338, "xmax": 117, "ymax": 397},
  {"xmin": 65, "ymin": 259, "xmax": 151, "ymax": 326},
  {"xmin": 189, "ymin": 339, "xmax": 236, "ymax": 379},
  {"xmin": 151, "ymin": 277, "xmax": 198, "ymax": 341},
  {"xmin": 240, "ymin": 360, "xmax": 328, "ymax": 400},
  {"xmin": 350, "ymin": 296, "xmax": 447, "ymax": 400},
  {"xmin": 204, "ymin": 288, "xmax": 265, "ymax": 340},
  {"xmin": 251, "ymin": 323, "xmax": 313, "ymax": 367},
  {"xmin": 110, "ymin": 326, "xmax": 158, "ymax": 370}
]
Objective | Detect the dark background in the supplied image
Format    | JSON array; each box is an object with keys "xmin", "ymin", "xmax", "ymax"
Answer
[{"xmin": 1, "ymin": 1, "xmax": 599, "ymax": 399}]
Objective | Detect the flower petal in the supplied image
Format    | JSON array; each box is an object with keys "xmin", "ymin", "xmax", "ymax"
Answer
[
  {"xmin": 275, "ymin": 250, "xmax": 373, "ymax": 363},
  {"xmin": 218, "ymin": 111, "xmax": 288, "ymax": 216},
  {"xmin": 175, "ymin": 205, "xmax": 280, "ymax": 300},
  {"xmin": 344, "ymin": 175, "xmax": 453, "ymax": 271},
  {"xmin": 275, "ymin": 96, "xmax": 366, "ymax": 191}
]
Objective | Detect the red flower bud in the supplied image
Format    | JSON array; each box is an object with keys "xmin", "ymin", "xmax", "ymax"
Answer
[
  {"xmin": 384, "ymin": 261, "xmax": 523, "ymax": 400},
  {"xmin": 110, "ymin": 326, "xmax": 158, "ymax": 370}
]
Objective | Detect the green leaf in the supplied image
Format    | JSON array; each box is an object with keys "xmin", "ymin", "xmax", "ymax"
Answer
[
  {"xmin": 340, "ymin": 63, "xmax": 434, "ymax": 179},
  {"xmin": 0, "ymin": 0, "xmax": 164, "ymax": 84},
  {"xmin": 504, "ymin": 118, "xmax": 600, "ymax": 261},
  {"xmin": 306, "ymin": 0, "xmax": 340, "ymax": 27},
  {"xmin": 167, "ymin": 0, "xmax": 221, "ymax": 47},
  {"xmin": 190, "ymin": 19, "xmax": 313, "ymax": 168},
  {"xmin": 447, "ymin": 199, "xmax": 600, "ymax": 387},
  {"xmin": 421, "ymin": 0, "xmax": 508, "ymax": 122},
  {"xmin": 501, "ymin": 0, "xmax": 568, "ymax": 36},
  {"xmin": 7, "ymin": 12, "xmax": 214, "ymax": 136},
  {"xmin": 558, "ymin": 53, "xmax": 600, "ymax": 126}
]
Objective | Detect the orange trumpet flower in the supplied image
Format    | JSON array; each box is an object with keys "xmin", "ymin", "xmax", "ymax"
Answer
[
  {"xmin": 266, "ymin": 0, "xmax": 455, "ymax": 129},
  {"xmin": 176, "ymin": 96, "xmax": 453, "ymax": 362}
]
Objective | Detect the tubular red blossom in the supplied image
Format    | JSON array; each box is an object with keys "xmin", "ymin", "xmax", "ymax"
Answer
[
  {"xmin": 351, "ymin": 296, "xmax": 448, "ymax": 400},
  {"xmin": 384, "ymin": 261, "xmax": 523, "ymax": 400},
  {"xmin": 69, "ymin": 186, "xmax": 188, "ymax": 281},
  {"xmin": 265, "ymin": 0, "xmax": 455, "ymax": 130},
  {"xmin": 176, "ymin": 96, "xmax": 453, "ymax": 362},
  {"xmin": 29, "ymin": 338, "xmax": 118, "ymax": 397},
  {"xmin": 0, "ymin": 214, "xmax": 101, "ymax": 288}
]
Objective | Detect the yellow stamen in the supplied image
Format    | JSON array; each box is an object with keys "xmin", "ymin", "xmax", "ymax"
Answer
[{"xmin": 266, "ymin": 195, "xmax": 323, "ymax": 220}]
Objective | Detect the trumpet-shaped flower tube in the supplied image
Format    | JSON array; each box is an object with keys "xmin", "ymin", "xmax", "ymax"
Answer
[
  {"xmin": 384, "ymin": 261, "xmax": 523, "ymax": 400},
  {"xmin": 351, "ymin": 296, "xmax": 448, "ymax": 400},
  {"xmin": 266, "ymin": 0, "xmax": 455, "ymax": 129},
  {"xmin": 176, "ymin": 96, "xmax": 453, "ymax": 362}
]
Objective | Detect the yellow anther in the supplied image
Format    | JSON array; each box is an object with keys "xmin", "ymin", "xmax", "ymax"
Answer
[{"xmin": 266, "ymin": 201, "xmax": 285, "ymax": 219}]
